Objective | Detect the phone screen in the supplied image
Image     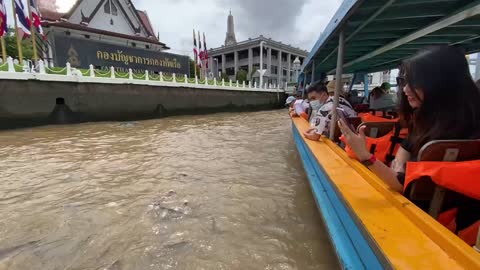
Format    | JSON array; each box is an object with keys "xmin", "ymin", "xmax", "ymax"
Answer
[{"xmin": 336, "ymin": 108, "xmax": 356, "ymax": 133}]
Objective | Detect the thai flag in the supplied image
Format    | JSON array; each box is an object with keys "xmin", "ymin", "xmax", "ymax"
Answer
[
  {"xmin": 29, "ymin": 0, "xmax": 44, "ymax": 38},
  {"xmin": 193, "ymin": 29, "xmax": 198, "ymax": 66},
  {"xmin": 203, "ymin": 32, "xmax": 208, "ymax": 69},
  {"xmin": 0, "ymin": 0, "xmax": 7, "ymax": 37},
  {"xmin": 14, "ymin": 0, "xmax": 31, "ymax": 38},
  {"xmin": 197, "ymin": 30, "xmax": 202, "ymax": 68}
]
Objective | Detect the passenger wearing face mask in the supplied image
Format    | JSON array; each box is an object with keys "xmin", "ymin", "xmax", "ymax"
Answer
[
  {"xmin": 304, "ymin": 80, "xmax": 356, "ymax": 141},
  {"xmin": 305, "ymin": 81, "xmax": 328, "ymax": 124}
]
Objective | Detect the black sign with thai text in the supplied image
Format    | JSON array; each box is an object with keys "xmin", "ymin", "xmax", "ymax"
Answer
[{"xmin": 53, "ymin": 34, "xmax": 189, "ymax": 75}]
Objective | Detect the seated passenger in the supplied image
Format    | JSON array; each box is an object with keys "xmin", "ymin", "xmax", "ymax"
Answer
[
  {"xmin": 369, "ymin": 86, "xmax": 397, "ymax": 110},
  {"xmin": 304, "ymin": 80, "xmax": 357, "ymax": 141},
  {"xmin": 381, "ymin": 82, "xmax": 390, "ymax": 92},
  {"xmin": 285, "ymin": 96, "xmax": 295, "ymax": 112},
  {"xmin": 286, "ymin": 96, "xmax": 309, "ymax": 120},
  {"xmin": 339, "ymin": 46, "xmax": 480, "ymax": 193},
  {"xmin": 305, "ymin": 80, "xmax": 327, "ymax": 123}
]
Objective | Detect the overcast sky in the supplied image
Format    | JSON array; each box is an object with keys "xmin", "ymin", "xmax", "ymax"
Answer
[
  {"xmin": 5, "ymin": 0, "xmax": 341, "ymax": 57},
  {"xmin": 133, "ymin": 0, "xmax": 342, "ymax": 57}
]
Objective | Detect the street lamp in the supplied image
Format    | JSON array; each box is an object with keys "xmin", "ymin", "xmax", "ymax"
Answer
[
  {"xmin": 293, "ymin": 56, "xmax": 301, "ymax": 83},
  {"xmin": 259, "ymin": 41, "xmax": 266, "ymax": 88},
  {"xmin": 213, "ymin": 58, "xmax": 219, "ymax": 78}
]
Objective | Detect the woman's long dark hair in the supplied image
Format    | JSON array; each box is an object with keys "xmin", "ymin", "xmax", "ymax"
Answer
[{"xmin": 399, "ymin": 46, "xmax": 480, "ymax": 155}]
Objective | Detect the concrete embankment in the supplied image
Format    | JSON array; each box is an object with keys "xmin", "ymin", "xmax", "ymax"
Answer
[{"xmin": 0, "ymin": 79, "xmax": 286, "ymax": 129}]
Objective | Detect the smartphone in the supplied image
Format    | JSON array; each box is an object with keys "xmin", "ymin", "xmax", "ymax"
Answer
[{"xmin": 336, "ymin": 108, "xmax": 356, "ymax": 133}]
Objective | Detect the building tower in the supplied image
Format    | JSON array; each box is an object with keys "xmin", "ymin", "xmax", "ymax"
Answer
[{"xmin": 224, "ymin": 10, "xmax": 237, "ymax": 46}]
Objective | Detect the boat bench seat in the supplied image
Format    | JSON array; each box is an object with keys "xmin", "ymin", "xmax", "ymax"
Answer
[
  {"xmin": 408, "ymin": 140, "xmax": 480, "ymax": 219},
  {"xmin": 359, "ymin": 121, "xmax": 396, "ymax": 139}
]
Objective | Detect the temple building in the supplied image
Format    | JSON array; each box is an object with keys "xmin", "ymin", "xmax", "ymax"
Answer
[
  {"xmin": 37, "ymin": 0, "xmax": 189, "ymax": 75},
  {"xmin": 208, "ymin": 11, "xmax": 309, "ymax": 87}
]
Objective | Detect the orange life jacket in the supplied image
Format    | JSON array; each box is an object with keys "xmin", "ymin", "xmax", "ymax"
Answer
[
  {"xmin": 405, "ymin": 160, "xmax": 480, "ymax": 200},
  {"xmin": 437, "ymin": 209, "xmax": 479, "ymax": 246},
  {"xmin": 340, "ymin": 125, "xmax": 408, "ymax": 164},
  {"xmin": 359, "ymin": 112, "xmax": 399, "ymax": 123},
  {"xmin": 405, "ymin": 161, "xmax": 480, "ymax": 246}
]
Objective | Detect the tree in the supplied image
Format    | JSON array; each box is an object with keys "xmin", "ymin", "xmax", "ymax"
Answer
[
  {"xmin": 249, "ymin": 67, "xmax": 258, "ymax": 80},
  {"xmin": 0, "ymin": 27, "xmax": 34, "ymax": 60},
  {"xmin": 220, "ymin": 72, "xmax": 229, "ymax": 81},
  {"xmin": 189, "ymin": 59, "xmax": 201, "ymax": 78},
  {"xmin": 236, "ymin": 69, "xmax": 247, "ymax": 83}
]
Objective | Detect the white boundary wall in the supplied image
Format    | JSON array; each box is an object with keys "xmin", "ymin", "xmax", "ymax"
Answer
[{"xmin": 0, "ymin": 58, "xmax": 284, "ymax": 94}]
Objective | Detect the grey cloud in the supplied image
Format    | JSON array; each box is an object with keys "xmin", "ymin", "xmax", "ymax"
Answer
[
  {"xmin": 133, "ymin": 0, "xmax": 341, "ymax": 56},
  {"xmin": 220, "ymin": 0, "xmax": 309, "ymax": 43}
]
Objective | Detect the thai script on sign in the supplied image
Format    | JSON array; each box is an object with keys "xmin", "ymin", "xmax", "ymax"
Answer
[{"xmin": 96, "ymin": 50, "xmax": 182, "ymax": 69}]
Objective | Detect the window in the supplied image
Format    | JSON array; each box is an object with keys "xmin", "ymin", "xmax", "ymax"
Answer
[
  {"xmin": 226, "ymin": 67, "xmax": 235, "ymax": 76},
  {"xmin": 111, "ymin": 2, "xmax": 118, "ymax": 16},
  {"xmin": 104, "ymin": 0, "xmax": 118, "ymax": 16},
  {"xmin": 271, "ymin": 66, "xmax": 279, "ymax": 75},
  {"xmin": 104, "ymin": 1, "xmax": 110, "ymax": 13}
]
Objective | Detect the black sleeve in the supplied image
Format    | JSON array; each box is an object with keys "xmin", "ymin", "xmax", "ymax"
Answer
[
  {"xmin": 401, "ymin": 137, "xmax": 413, "ymax": 153},
  {"xmin": 396, "ymin": 173, "xmax": 406, "ymax": 186}
]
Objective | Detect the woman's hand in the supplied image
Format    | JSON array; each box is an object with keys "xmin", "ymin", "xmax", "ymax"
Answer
[{"xmin": 338, "ymin": 119, "xmax": 371, "ymax": 160}]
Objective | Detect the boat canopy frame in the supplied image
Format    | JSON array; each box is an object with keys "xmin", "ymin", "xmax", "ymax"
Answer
[
  {"xmin": 302, "ymin": 0, "xmax": 480, "ymax": 139},
  {"xmin": 304, "ymin": 0, "xmax": 480, "ymax": 77}
]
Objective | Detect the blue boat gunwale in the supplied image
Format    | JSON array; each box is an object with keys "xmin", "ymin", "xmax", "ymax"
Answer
[{"xmin": 292, "ymin": 123, "xmax": 393, "ymax": 270}]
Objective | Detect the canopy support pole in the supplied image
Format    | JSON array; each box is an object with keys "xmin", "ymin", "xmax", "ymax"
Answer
[
  {"xmin": 475, "ymin": 53, "xmax": 480, "ymax": 81},
  {"xmin": 311, "ymin": 60, "xmax": 315, "ymax": 83},
  {"xmin": 329, "ymin": 31, "xmax": 345, "ymax": 140},
  {"xmin": 364, "ymin": 73, "xmax": 370, "ymax": 100}
]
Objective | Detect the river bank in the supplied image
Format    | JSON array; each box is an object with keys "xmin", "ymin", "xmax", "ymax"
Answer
[{"xmin": 0, "ymin": 77, "xmax": 285, "ymax": 130}]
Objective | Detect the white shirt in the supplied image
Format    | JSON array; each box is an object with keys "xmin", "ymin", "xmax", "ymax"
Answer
[
  {"xmin": 293, "ymin": 99, "xmax": 309, "ymax": 116},
  {"xmin": 312, "ymin": 96, "xmax": 357, "ymax": 135}
]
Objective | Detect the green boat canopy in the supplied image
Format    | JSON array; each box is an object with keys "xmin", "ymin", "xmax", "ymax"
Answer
[{"xmin": 303, "ymin": 0, "xmax": 480, "ymax": 77}]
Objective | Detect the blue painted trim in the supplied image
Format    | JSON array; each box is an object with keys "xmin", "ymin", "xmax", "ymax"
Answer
[{"xmin": 293, "ymin": 124, "xmax": 386, "ymax": 270}]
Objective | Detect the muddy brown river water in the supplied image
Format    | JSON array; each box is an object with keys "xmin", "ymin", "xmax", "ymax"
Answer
[{"xmin": 0, "ymin": 110, "xmax": 338, "ymax": 270}]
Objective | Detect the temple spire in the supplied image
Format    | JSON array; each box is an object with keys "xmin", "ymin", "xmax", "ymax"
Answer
[{"xmin": 225, "ymin": 10, "xmax": 237, "ymax": 46}]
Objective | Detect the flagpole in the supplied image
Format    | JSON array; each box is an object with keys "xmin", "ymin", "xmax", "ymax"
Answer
[
  {"xmin": 193, "ymin": 29, "xmax": 197, "ymax": 79},
  {"xmin": 198, "ymin": 30, "xmax": 202, "ymax": 80},
  {"xmin": 1, "ymin": 37, "xmax": 6, "ymax": 62},
  {"xmin": 11, "ymin": 0, "xmax": 23, "ymax": 65},
  {"xmin": 203, "ymin": 32, "xmax": 207, "ymax": 80},
  {"xmin": 202, "ymin": 33, "xmax": 205, "ymax": 80},
  {"xmin": 26, "ymin": 0, "xmax": 38, "ymax": 61}
]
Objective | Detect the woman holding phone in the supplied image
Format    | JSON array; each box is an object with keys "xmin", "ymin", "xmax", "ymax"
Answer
[{"xmin": 339, "ymin": 46, "xmax": 480, "ymax": 192}]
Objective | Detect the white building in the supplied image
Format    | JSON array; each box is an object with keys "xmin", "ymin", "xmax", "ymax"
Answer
[
  {"xmin": 208, "ymin": 11, "xmax": 309, "ymax": 88},
  {"xmin": 37, "ymin": 0, "xmax": 189, "ymax": 75}
]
